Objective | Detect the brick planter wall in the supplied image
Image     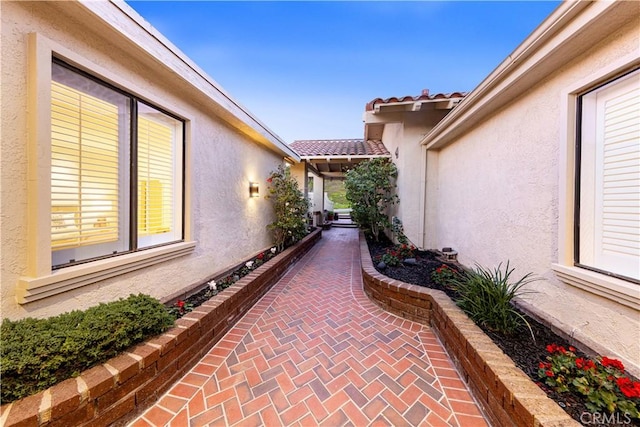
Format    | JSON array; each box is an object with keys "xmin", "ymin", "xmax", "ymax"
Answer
[
  {"xmin": 359, "ymin": 231, "xmax": 579, "ymax": 427},
  {"xmin": 0, "ymin": 229, "xmax": 321, "ymax": 427}
]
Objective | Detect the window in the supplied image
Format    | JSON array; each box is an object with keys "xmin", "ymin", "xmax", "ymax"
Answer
[
  {"xmin": 576, "ymin": 69, "xmax": 640, "ymax": 283},
  {"xmin": 51, "ymin": 60, "xmax": 184, "ymax": 268}
]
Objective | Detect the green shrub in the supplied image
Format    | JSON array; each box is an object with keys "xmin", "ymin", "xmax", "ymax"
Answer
[
  {"xmin": 265, "ymin": 165, "xmax": 310, "ymax": 251},
  {"xmin": 0, "ymin": 294, "xmax": 174, "ymax": 404},
  {"xmin": 449, "ymin": 262, "xmax": 538, "ymax": 337},
  {"xmin": 344, "ymin": 158, "xmax": 398, "ymax": 241}
]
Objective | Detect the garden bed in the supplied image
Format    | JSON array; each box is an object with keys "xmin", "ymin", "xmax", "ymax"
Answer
[
  {"xmin": 362, "ymin": 232, "xmax": 639, "ymax": 427},
  {"xmin": 0, "ymin": 229, "xmax": 322, "ymax": 427}
]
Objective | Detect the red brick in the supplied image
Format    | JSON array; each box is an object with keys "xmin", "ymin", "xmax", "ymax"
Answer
[
  {"xmin": 106, "ymin": 353, "xmax": 140, "ymax": 385},
  {"xmin": 1, "ymin": 391, "xmax": 43, "ymax": 427},
  {"xmin": 80, "ymin": 365, "xmax": 115, "ymax": 400},
  {"xmin": 129, "ymin": 343, "xmax": 161, "ymax": 369},
  {"xmin": 92, "ymin": 394, "xmax": 136, "ymax": 426},
  {"xmin": 146, "ymin": 334, "xmax": 176, "ymax": 356},
  {"xmin": 48, "ymin": 402, "xmax": 95, "ymax": 427},
  {"xmin": 50, "ymin": 378, "xmax": 82, "ymax": 420}
]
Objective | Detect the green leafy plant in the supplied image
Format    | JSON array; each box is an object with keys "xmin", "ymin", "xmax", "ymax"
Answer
[
  {"xmin": 0, "ymin": 294, "xmax": 174, "ymax": 404},
  {"xmin": 539, "ymin": 344, "xmax": 639, "ymax": 418},
  {"xmin": 266, "ymin": 165, "xmax": 310, "ymax": 251},
  {"xmin": 381, "ymin": 251, "xmax": 401, "ymax": 267},
  {"xmin": 344, "ymin": 158, "xmax": 398, "ymax": 241},
  {"xmin": 167, "ymin": 299, "xmax": 194, "ymax": 319},
  {"xmin": 391, "ymin": 216, "xmax": 409, "ymax": 245},
  {"xmin": 449, "ymin": 261, "xmax": 538, "ymax": 337},
  {"xmin": 431, "ymin": 264, "xmax": 458, "ymax": 287}
]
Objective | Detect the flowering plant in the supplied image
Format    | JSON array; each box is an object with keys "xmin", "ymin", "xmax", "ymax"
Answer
[
  {"xmin": 431, "ymin": 264, "xmax": 457, "ymax": 286},
  {"xmin": 538, "ymin": 344, "xmax": 639, "ymax": 418},
  {"xmin": 168, "ymin": 300, "xmax": 194, "ymax": 319}
]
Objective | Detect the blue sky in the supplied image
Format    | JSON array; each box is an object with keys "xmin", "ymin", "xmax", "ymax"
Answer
[{"xmin": 127, "ymin": 1, "xmax": 560, "ymax": 144}]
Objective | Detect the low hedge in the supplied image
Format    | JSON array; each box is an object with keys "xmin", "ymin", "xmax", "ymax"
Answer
[{"xmin": 0, "ymin": 294, "xmax": 174, "ymax": 404}]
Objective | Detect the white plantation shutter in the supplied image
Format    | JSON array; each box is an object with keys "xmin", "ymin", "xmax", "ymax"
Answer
[
  {"xmin": 137, "ymin": 104, "xmax": 182, "ymax": 247},
  {"xmin": 580, "ymin": 69, "xmax": 640, "ymax": 281},
  {"xmin": 50, "ymin": 67, "xmax": 130, "ymax": 267},
  {"xmin": 50, "ymin": 60, "xmax": 182, "ymax": 268}
]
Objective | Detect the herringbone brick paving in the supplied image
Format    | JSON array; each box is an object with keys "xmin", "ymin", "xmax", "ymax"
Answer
[{"xmin": 130, "ymin": 228, "xmax": 489, "ymax": 426}]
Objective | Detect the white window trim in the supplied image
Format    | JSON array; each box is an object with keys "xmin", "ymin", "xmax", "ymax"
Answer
[
  {"xmin": 555, "ymin": 51, "xmax": 640, "ymax": 311},
  {"xmin": 19, "ymin": 33, "xmax": 194, "ymax": 304}
]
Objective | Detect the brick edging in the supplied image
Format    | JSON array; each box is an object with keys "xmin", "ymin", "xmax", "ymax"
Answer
[
  {"xmin": 358, "ymin": 231, "xmax": 579, "ymax": 427},
  {"xmin": 0, "ymin": 229, "xmax": 322, "ymax": 427}
]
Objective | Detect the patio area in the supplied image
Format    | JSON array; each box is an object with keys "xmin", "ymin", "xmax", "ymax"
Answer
[{"xmin": 130, "ymin": 228, "xmax": 489, "ymax": 426}]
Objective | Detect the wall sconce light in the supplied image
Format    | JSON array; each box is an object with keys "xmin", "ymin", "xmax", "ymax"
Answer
[{"xmin": 249, "ymin": 182, "xmax": 259, "ymax": 198}]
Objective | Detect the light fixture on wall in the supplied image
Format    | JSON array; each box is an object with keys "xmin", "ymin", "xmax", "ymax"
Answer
[{"xmin": 249, "ymin": 182, "xmax": 259, "ymax": 198}]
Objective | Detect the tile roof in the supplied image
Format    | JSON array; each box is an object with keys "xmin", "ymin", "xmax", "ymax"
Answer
[
  {"xmin": 365, "ymin": 88, "xmax": 467, "ymax": 111},
  {"xmin": 290, "ymin": 139, "xmax": 390, "ymax": 157}
]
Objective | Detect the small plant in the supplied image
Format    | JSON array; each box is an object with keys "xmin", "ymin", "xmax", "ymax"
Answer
[
  {"xmin": 395, "ymin": 243, "xmax": 416, "ymax": 260},
  {"xmin": 431, "ymin": 264, "xmax": 457, "ymax": 287},
  {"xmin": 538, "ymin": 344, "xmax": 639, "ymax": 418},
  {"xmin": 449, "ymin": 261, "xmax": 538, "ymax": 337},
  {"xmin": 381, "ymin": 251, "xmax": 401, "ymax": 267},
  {"xmin": 167, "ymin": 299, "xmax": 194, "ymax": 319},
  {"xmin": 391, "ymin": 216, "xmax": 409, "ymax": 245}
]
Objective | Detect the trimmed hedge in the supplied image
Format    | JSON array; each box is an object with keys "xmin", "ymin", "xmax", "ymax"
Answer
[{"xmin": 0, "ymin": 294, "xmax": 174, "ymax": 404}]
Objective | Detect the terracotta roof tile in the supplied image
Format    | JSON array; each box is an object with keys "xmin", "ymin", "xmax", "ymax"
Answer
[
  {"xmin": 365, "ymin": 88, "xmax": 467, "ymax": 111},
  {"xmin": 290, "ymin": 139, "xmax": 390, "ymax": 157}
]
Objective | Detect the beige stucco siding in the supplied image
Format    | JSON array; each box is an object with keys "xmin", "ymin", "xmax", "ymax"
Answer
[
  {"xmin": 427, "ymin": 13, "xmax": 639, "ymax": 374},
  {"xmin": 381, "ymin": 111, "xmax": 450, "ymax": 247},
  {"xmin": 1, "ymin": 2, "xmax": 288, "ymax": 320}
]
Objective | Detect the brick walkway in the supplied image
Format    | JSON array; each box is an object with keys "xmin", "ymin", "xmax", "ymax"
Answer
[{"xmin": 130, "ymin": 228, "xmax": 489, "ymax": 426}]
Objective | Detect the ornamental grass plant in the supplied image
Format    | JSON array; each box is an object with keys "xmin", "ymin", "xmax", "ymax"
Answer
[{"xmin": 449, "ymin": 261, "xmax": 538, "ymax": 337}]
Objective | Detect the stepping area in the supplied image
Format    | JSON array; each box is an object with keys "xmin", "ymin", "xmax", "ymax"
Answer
[{"xmin": 131, "ymin": 228, "xmax": 488, "ymax": 426}]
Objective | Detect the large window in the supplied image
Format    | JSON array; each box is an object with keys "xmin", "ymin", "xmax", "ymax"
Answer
[
  {"xmin": 51, "ymin": 60, "xmax": 184, "ymax": 268},
  {"xmin": 576, "ymin": 69, "xmax": 639, "ymax": 283}
]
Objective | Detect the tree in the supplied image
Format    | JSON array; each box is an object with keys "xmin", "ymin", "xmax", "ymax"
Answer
[
  {"xmin": 265, "ymin": 165, "xmax": 310, "ymax": 251},
  {"xmin": 344, "ymin": 158, "xmax": 398, "ymax": 241}
]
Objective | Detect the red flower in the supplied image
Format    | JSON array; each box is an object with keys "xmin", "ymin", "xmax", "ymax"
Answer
[
  {"xmin": 176, "ymin": 300, "xmax": 185, "ymax": 309},
  {"xmin": 539, "ymin": 362, "xmax": 546, "ymax": 369},
  {"xmin": 546, "ymin": 344, "xmax": 556, "ymax": 353},
  {"xmin": 257, "ymin": 253, "xmax": 264, "ymax": 260},
  {"xmin": 601, "ymin": 357, "xmax": 625, "ymax": 371},
  {"xmin": 545, "ymin": 370, "xmax": 554, "ymax": 378},
  {"xmin": 616, "ymin": 377, "xmax": 640, "ymax": 398},
  {"xmin": 266, "ymin": 177, "xmax": 273, "ymax": 183},
  {"xmin": 569, "ymin": 346, "xmax": 576, "ymax": 352}
]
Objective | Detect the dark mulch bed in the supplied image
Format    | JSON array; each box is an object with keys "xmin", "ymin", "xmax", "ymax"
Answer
[{"xmin": 367, "ymin": 234, "xmax": 639, "ymax": 426}]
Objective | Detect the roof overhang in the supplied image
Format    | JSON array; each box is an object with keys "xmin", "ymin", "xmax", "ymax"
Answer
[
  {"xmin": 301, "ymin": 154, "xmax": 391, "ymax": 178},
  {"xmin": 420, "ymin": 1, "xmax": 639, "ymax": 150},
  {"xmin": 364, "ymin": 97, "xmax": 464, "ymax": 140},
  {"xmin": 74, "ymin": 0, "xmax": 300, "ymax": 163}
]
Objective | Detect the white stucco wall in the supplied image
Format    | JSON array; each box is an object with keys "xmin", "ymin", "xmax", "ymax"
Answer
[
  {"xmin": 426, "ymin": 9, "xmax": 639, "ymax": 373},
  {"xmin": 0, "ymin": 1, "xmax": 294, "ymax": 320},
  {"xmin": 381, "ymin": 111, "xmax": 450, "ymax": 247}
]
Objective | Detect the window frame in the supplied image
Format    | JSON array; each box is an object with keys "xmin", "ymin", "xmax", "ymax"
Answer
[
  {"xmin": 17, "ymin": 33, "xmax": 194, "ymax": 304},
  {"xmin": 50, "ymin": 59, "xmax": 186, "ymax": 269},
  {"xmin": 573, "ymin": 68, "xmax": 640, "ymax": 284},
  {"xmin": 553, "ymin": 51, "xmax": 640, "ymax": 310}
]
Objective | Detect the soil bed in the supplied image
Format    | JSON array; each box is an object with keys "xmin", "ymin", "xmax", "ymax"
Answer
[{"xmin": 367, "ymin": 234, "xmax": 638, "ymax": 427}]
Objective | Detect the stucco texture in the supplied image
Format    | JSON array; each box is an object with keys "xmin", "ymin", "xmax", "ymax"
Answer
[
  {"xmin": 428, "ymin": 15, "xmax": 639, "ymax": 373},
  {"xmin": 1, "ymin": 2, "xmax": 286, "ymax": 320}
]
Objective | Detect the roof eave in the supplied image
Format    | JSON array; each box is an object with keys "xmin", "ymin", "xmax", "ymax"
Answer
[
  {"xmin": 420, "ymin": 0, "xmax": 637, "ymax": 150},
  {"xmin": 77, "ymin": 0, "xmax": 300, "ymax": 162}
]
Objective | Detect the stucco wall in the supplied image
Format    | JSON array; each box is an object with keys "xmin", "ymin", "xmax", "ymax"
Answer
[
  {"xmin": 0, "ymin": 2, "xmax": 288, "ymax": 320},
  {"xmin": 383, "ymin": 111, "xmax": 449, "ymax": 247},
  {"xmin": 427, "ymin": 15, "xmax": 639, "ymax": 373}
]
